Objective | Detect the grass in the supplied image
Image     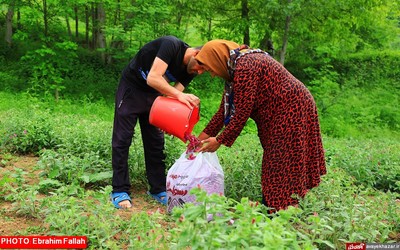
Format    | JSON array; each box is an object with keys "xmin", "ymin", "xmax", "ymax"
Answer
[{"xmin": 0, "ymin": 91, "xmax": 399, "ymax": 249}]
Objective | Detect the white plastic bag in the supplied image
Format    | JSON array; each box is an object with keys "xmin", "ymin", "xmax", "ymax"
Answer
[{"xmin": 166, "ymin": 152, "xmax": 224, "ymax": 213}]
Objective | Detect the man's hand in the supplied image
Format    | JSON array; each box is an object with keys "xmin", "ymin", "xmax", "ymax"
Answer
[{"xmin": 177, "ymin": 92, "xmax": 200, "ymax": 108}]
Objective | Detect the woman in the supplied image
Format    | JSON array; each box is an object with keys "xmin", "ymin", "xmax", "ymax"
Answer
[{"xmin": 195, "ymin": 40, "xmax": 326, "ymax": 212}]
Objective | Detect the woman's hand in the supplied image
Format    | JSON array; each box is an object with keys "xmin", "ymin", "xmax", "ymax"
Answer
[{"xmin": 197, "ymin": 137, "xmax": 221, "ymax": 153}]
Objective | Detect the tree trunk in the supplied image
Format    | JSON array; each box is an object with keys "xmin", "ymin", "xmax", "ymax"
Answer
[
  {"xmin": 74, "ymin": 6, "xmax": 79, "ymax": 40},
  {"xmin": 175, "ymin": 1, "xmax": 182, "ymax": 30},
  {"xmin": 66, "ymin": 15, "xmax": 72, "ymax": 37},
  {"xmin": 279, "ymin": 0, "xmax": 292, "ymax": 65},
  {"xmin": 17, "ymin": 8, "xmax": 21, "ymax": 30},
  {"xmin": 114, "ymin": 0, "xmax": 120, "ymax": 26},
  {"xmin": 260, "ymin": 32, "xmax": 275, "ymax": 56},
  {"xmin": 124, "ymin": 0, "xmax": 136, "ymax": 48},
  {"xmin": 108, "ymin": 0, "xmax": 121, "ymax": 61},
  {"xmin": 241, "ymin": 0, "xmax": 250, "ymax": 46},
  {"xmin": 279, "ymin": 14, "xmax": 291, "ymax": 65},
  {"xmin": 5, "ymin": 3, "xmax": 14, "ymax": 47},
  {"xmin": 91, "ymin": 3, "xmax": 96, "ymax": 50},
  {"xmin": 43, "ymin": 0, "xmax": 48, "ymax": 37},
  {"xmin": 55, "ymin": 89, "xmax": 59, "ymax": 102},
  {"xmin": 85, "ymin": 5, "xmax": 90, "ymax": 48},
  {"xmin": 124, "ymin": 0, "xmax": 135, "ymax": 31},
  {"xmin": 207, "ymin": 17, "xmax": 212, "ymax": 41},
  {"xmin": 95, "ymin": 3, "xmax": 107, "ymax": 64}
]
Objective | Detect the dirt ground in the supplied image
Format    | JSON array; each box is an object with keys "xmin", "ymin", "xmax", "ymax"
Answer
[{"xmin": 0, "ymin": 155, "xmax": 164, "ymax": 236}]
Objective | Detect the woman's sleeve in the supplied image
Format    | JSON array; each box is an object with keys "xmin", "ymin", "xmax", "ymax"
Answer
[
  {"xmin": 202, "ymin": 94, "xmax": 225, "ymax": 137},
  {"xmin": 216, "ymin": 63, "xmax": 258, "ymax": 147}
]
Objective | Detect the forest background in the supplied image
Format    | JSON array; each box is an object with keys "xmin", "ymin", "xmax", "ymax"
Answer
[
  {"xmin": 0, "ymin": 0, "xmax": 399, "ymax": 249},
  {"xmin": 1, "ymin": 0, "xmax": 400, "ymax": 137}
]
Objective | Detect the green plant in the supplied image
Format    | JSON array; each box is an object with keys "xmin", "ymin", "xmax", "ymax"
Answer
[
  {"xmin": 1, "ymin": 87, "xmax": 399, "ymax": 249},
  {"xmin": 1, "ymin": 109, "xmax": 60, "ymax": 155},
  {"xmin": 21, "ymin": 42, "xmax": 78, "ymax": 101},
  {"xmin": 38, "ymin": 150, "xmax": 112, "ymax": 187},
  {"xmin": 5, "ymin": 185, "xmax": 43, "ymax": 218},
  {"xmin": 299, "ymin": 167, "xmax": 399, "ymax": 248},
  {"xmin": 218, "ymin": 133, "xmax": 262, "ymax": 201},
  {"xmin": 42, "ymin": 185, "xmax": 166, "ymax": 249},
  {"xmin": 10, "ymin": 167, "xmax": 27, "ymax": 187},
  {"xmin": 0, "ymin": 173, "xmax": 14, "ymax": 197},
  {"xmin": 169, "ymin": 187, "xmax": 332, "ymax": 249},
  {"xmin": 325, "ymin": 138, "xmax": 400, "ymax": 192}
]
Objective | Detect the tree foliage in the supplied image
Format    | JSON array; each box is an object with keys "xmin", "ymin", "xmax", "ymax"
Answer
[
  {"xmin": 0, "ymin": 0, "xmax": 399, "ymax": 99},
  {"xmin": 2, "ymin": 0, "xmax": 398, "ymax": 60}
]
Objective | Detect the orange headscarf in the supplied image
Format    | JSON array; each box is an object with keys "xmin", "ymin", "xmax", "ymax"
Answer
[{"xmin": 195, "ymin": 40, "xmax": 240, "ymax": 81}]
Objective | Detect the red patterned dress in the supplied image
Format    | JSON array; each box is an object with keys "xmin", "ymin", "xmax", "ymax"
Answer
[{"xmin": 202, "ymin": 51, "xmax": 326, "ymax": 211}]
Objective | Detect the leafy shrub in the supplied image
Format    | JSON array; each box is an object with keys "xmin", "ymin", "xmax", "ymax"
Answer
[
  {"xmin": 300, "ymin": 167, "xmax": 399, "ymax": 248},
  {"xmin": 61, "ymin": 61, "xmax": 120, "ymax": 102},
  {"xmin": 334, "ymin": 50, "xmax": 400, "ymax": 89},
  {"xmin": 20, "ymin": 42, "xmax": 78, "ymax": 100},
  {"xmin": 1, "ymin": 109, "xmax": 60, "ymax": 155},
  {"xmin": 42, "ymin": 185, "xmax": 166, "ymax": 249},
  {"xmin": 217, "ymin": 133, "xmax": 262, "ymax": 201},
  {"xmin": 38, "ymin": 150, "xmax": 112, "ymax": 187},
  {"xmin": 169, "ymin": 188, "xmax": 331, "ymax": 249},
  {"xmin": 0, "ymin": 70, "xmax": 26, "ymax": 92},
  {"xmin": 289, "ymin": 50, "xmax": 400, "ymax": 138},
  {"xmin": 324, "ymin": 137, "xmax": 400, "ymax": 193}
]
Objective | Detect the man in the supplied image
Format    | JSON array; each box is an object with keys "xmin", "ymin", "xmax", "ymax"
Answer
[{"xmin": 111, "ymin": 36, "xmax": 204, "ymax": 209}]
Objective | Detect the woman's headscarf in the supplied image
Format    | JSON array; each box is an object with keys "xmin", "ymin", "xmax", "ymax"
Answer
[{"xmin": 195, "ymin": 40, "xmax": 239, "ymax": 81}]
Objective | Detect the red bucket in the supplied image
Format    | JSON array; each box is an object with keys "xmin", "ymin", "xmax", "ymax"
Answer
[{"xmin": 149, "ymin": 96, "xmax": 200, "ymax": 142}]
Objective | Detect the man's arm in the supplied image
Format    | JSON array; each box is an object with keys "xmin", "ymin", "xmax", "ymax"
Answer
[
  {"xmin": 147, "ymin": 57, "xmax": 199, "ymax": 107},
  {"xmin": 173, "ymin": 82, "xmax": 185, "ymax": 92},
  {"xmin": 147, "ymin": 57, "xmax": 181, "ymax": 97}
]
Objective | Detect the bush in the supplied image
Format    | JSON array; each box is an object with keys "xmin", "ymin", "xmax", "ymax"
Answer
[
  {"xmin": 334, "ymin": 50, "xmax": 400, "ymax": 89},
  {"xmin": 324, "ymin": 137, "xmax": 400, "ymax": 193},
  {"xmin": 297, "ymin": 50, "xmax": 400, "ymax": 138},
  {"xmin": 0, "ymin": 109, "xmax": 60, "ymax": 155}
]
